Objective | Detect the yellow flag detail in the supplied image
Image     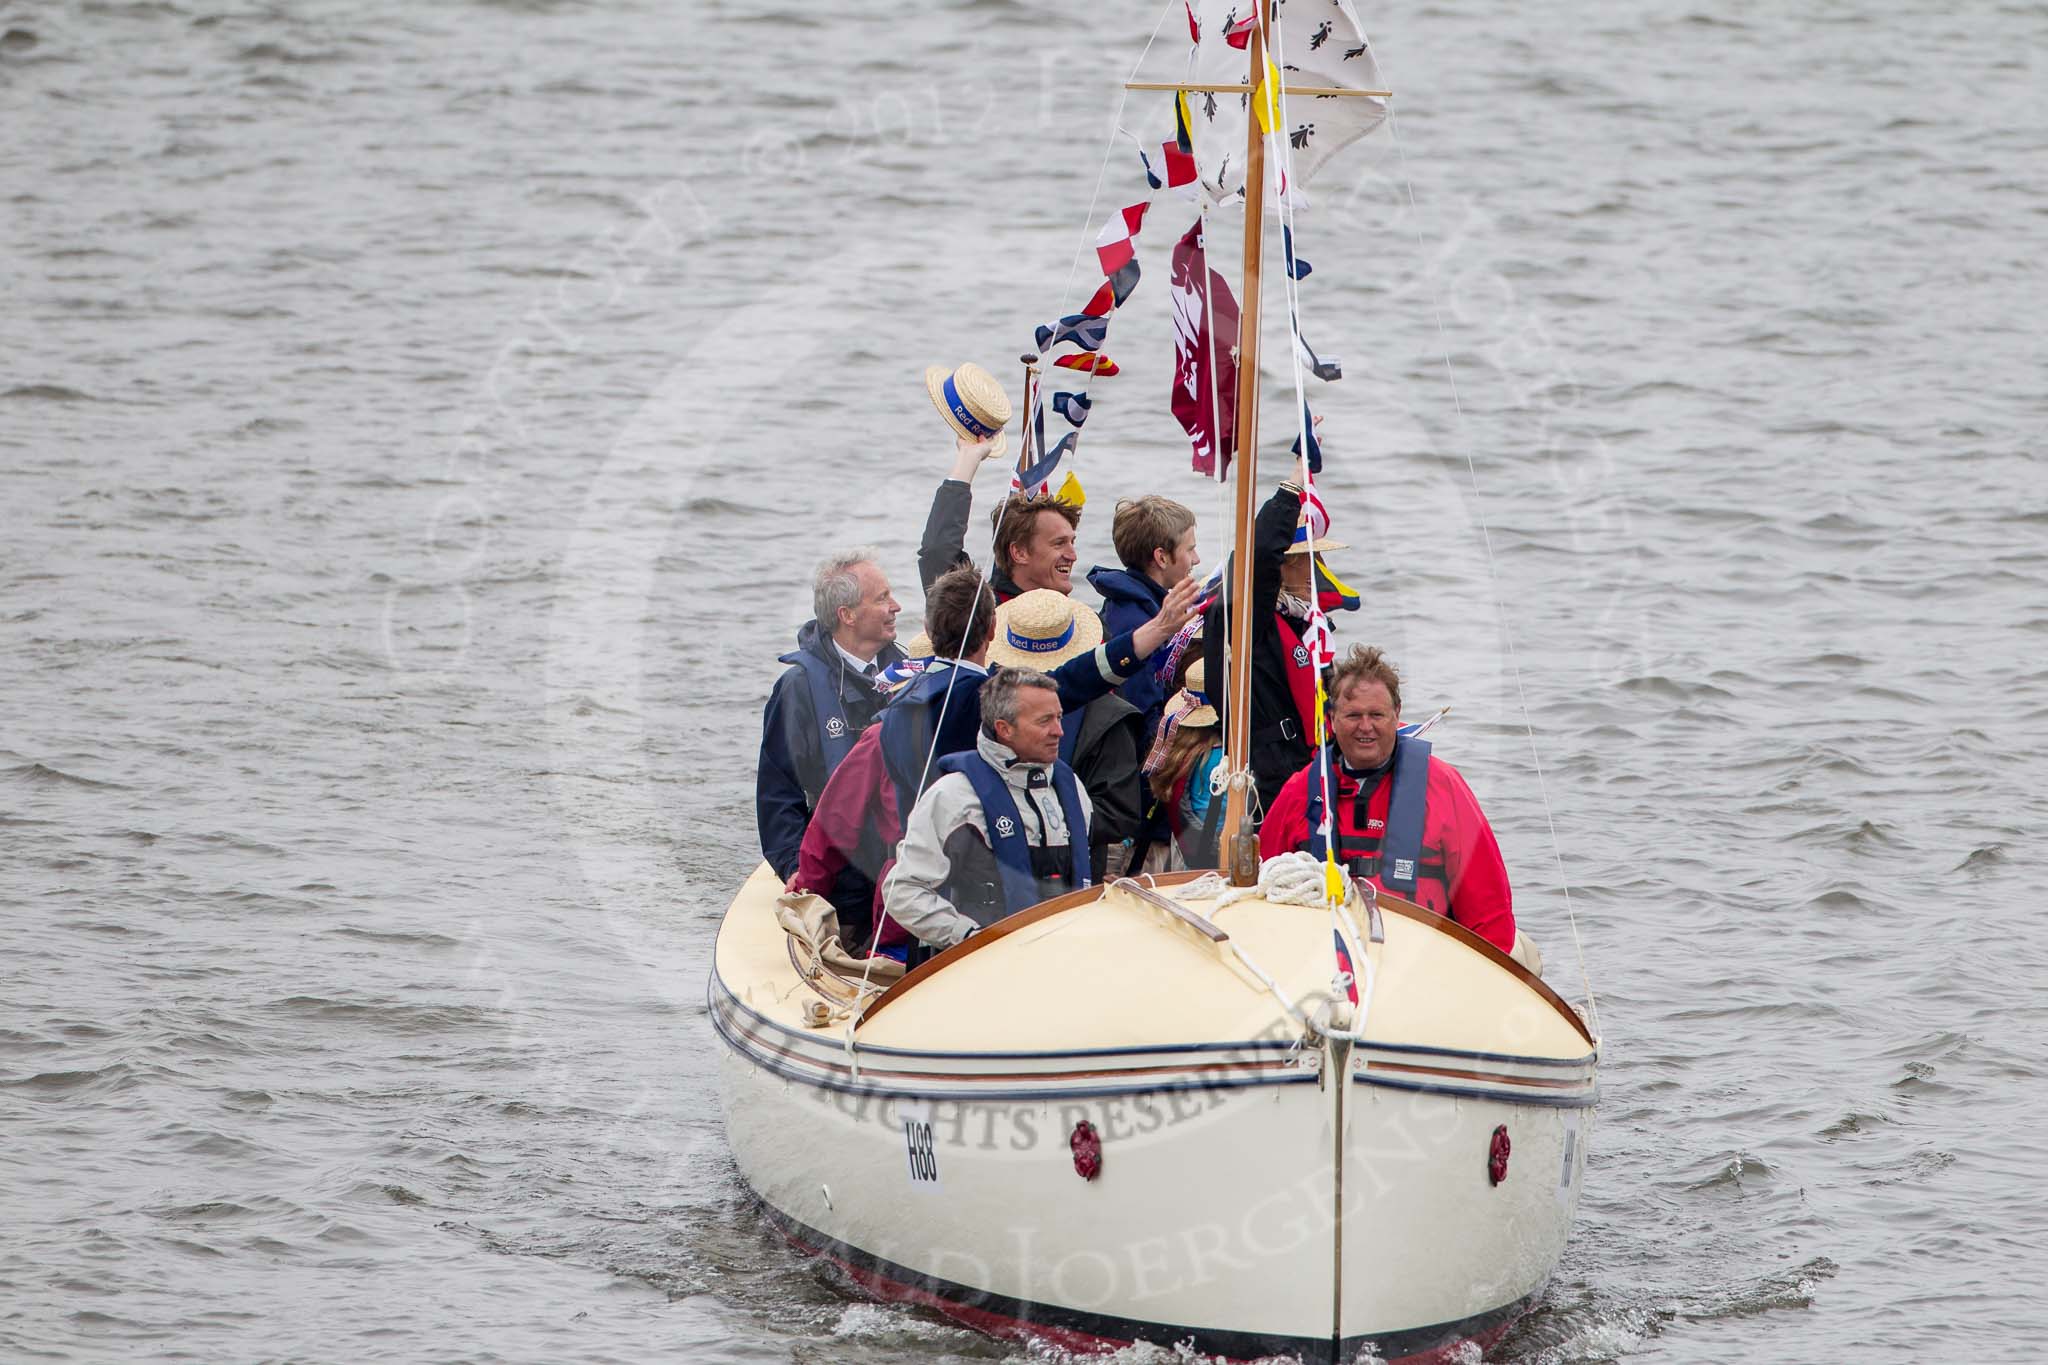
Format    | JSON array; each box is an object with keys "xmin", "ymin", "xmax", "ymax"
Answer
[
  {"xmin": 1252, "ymin": 53, "xmax": 1281, "ymax": 134},
  {"xmin": 1314, "ymin": 676, "xmax": 1342, "ymax": 905},
  {"xmin": 1055, "ymin": 470, "xmax": 1086, "ymax": 508},
  {"xmin": 1318, "ymin": 562, "xmax": 1362, "ymax": 601}
]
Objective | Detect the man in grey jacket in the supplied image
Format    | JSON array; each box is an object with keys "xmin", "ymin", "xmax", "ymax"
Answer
[{"xmin": 881, "ymin": 669, "xmax": 1092, "ymax": 951}]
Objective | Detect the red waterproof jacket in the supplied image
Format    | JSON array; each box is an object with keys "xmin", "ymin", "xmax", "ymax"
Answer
[
  {"xmin": 1259, "ymin": 752, "xmax": 1516, "ymax": 953},
  {"xmin": 790, "ymin": 726, "xmax": 909, "ymax": 947}
]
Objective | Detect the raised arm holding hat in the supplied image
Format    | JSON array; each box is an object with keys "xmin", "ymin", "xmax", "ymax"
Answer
[{"xmin": 917, "ymin": 363, "xmax": 1012, "ymax": 593}]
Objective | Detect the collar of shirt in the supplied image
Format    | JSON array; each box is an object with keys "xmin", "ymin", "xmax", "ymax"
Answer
[
  {"xmin": 1337, "ymin": 755, "xmax": 1393, "ymax": 784},
  {"xmin": 832, "ymin": 640, "xmax": 880, "ymax": 676}
]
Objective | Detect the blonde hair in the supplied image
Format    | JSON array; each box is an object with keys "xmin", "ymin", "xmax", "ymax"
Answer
[
  {"xmin": 1112, "ymin": 496, "xmax": 1196, "ymax": 576},
  {"xmin": 1149, "ymin": 716, "xmax": 1220, "ymax": 805}
]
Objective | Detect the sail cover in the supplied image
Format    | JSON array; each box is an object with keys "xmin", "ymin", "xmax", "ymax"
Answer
[{"xmin": 1184, "ymin": 0, "xmax": 1389, "ymax": 201}]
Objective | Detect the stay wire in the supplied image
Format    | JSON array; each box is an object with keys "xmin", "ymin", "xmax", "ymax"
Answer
[
  {"xmin": 854, "ymin": 1, "xmax": 1180, "ymax": 1002},
  {"xmin": 1265, "ymin": 14, "xmax": 1342, "ymax": 894},
  {"xmin": 1377, "ymin": 82, "xmax": 1602, "ymax": 1044}
]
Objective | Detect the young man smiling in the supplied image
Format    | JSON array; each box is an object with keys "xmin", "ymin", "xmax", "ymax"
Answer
[{"xmin": 917, "ymin": 433, "xmax": 1082, "ymax": 601}]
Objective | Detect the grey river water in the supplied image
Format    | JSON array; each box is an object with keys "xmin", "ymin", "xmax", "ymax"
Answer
[{"xmin": 4, "ymin": 0, "xmax": 2045, "ymax": 1361}]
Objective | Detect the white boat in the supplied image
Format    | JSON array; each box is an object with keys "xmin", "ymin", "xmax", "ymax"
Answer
[
  {"xmin": 714, "ymin": 865, "xmax": 1595, "ymax": 1362},
  {"xmin": 713, "ymin": 2, "xmax": 1600, "ymax": 1359}
]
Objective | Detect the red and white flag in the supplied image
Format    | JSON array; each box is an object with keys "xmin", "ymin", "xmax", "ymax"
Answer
[
  {"xmin": 1299, "ymin": 604, "xmax": 1337, "ymax": 669},
  {"xmin": 1302, "ymin": 484, "xmax": 1331, "ymax": 540},
  {"xmin": 1168, "ymin": 219, "xmax": 1239, "ymax": 476},
  {"xmin": 1094, "ymin": 202, "xmax": 1149, "ymax": 276},
  {"xmin": 1159, "ymin": 139, "xmax": 1197, "ymax": 188}
]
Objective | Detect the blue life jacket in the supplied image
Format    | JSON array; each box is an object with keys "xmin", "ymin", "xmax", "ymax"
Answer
[
  {"xmin": 880, "ymin": 639, "xmax": 1142, "ymax": 827},
  {"xmin": 935, "ymin": 750, "xmax": 1092, "ymax": 920},
  {"xmin": 778, "ymin": 647, "xmax": 857, "ymax": 776},
  {"xmin": 1303, "ymin": 733, "xmax": 1432, "ymax": 898},
  {"xmin": 879, "ymin": 665, "xmax": 987, "ymax": 821}
]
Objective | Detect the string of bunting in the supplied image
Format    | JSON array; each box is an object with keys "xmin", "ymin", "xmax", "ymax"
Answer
[{"xmin": 1016, "ymin": 195, "xmax": 1156, "ymax": 502}]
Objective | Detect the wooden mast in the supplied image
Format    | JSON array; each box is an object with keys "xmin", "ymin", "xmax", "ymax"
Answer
[{"xmin": 1219, "ymin": 7, "xmax": 1269, "ymax": 885}]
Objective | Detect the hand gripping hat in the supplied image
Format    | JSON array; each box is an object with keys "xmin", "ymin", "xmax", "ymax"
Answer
[
  {"xmin": 925, "ymin": 362, "xmax": 1012, "ymax": 461},
  {"xmin": 986, "ymin": 589, "xmax": 1104, "ymax": 672}
]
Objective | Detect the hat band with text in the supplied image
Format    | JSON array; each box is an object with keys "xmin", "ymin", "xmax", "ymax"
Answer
[
  {"xmin": 942, "ymin": 375, "xmax": 999, "ymax": 439},
  {"xmin": 1007, "ymin": 619, "xmax": 1076, "ymax": 653}
]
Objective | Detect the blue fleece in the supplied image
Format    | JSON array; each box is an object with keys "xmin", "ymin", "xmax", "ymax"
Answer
[{"xmin": 1087, "ymin": 565, "xmax": 1171, "ymax": 729}]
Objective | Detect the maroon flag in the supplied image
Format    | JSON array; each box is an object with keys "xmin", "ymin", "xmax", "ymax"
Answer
[{"xmin": 1169, "ymin": 219, "xmax": 1239, "ymax": 476}]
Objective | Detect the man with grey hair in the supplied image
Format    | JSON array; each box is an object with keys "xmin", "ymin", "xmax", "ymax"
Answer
[
  {"xmin": 757, "ymin": 549, "xmax": 904, "ymax": 939},
  {"xmin": 881, "ymin": 667, "xmax": 1092, "ymax": 955}
]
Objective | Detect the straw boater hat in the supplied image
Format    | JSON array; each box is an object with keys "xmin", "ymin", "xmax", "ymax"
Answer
[
  {"xmin": 1284, "ymin": 502, "xmax": 1349, "ymax": 556},
  {"xmin": 925, "ymin": 362, "xmax": 1012, "ymax": 461},
  {"xmin": 1178, "ymin": 658, "xmax": 1219, "ymax": 727},
  {"xmin": 986, "ymin": 589, "xmax": 1104, "ymax": 671}
]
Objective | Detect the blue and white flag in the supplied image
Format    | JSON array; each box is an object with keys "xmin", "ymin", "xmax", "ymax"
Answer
[{"xmin": 1035, "ymin": 313, "xmax": 1110, "ymax": 354}]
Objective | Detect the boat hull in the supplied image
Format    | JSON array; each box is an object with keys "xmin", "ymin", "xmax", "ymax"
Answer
[
  {"xmin": 714, "ymin": 987, "xmax": 1591, "ymax": 1362},
  {"xmin": 711, "ymin": 865, "xmax": 1596, "ymax": 1362}
]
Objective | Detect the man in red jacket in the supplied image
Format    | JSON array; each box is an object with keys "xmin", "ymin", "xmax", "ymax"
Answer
[{"xmin": 1258, "ymin": 646, "xmax": 1516, "ymax": 954}]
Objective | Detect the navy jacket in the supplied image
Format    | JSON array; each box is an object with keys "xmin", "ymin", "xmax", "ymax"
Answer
[
  {"xmin": 1067, "ymin": 691, "xmax": 1147, "ymax": 878},
  {"xmin": 1203, "ymin": 484, "xmax": 1313, "ymax": 811},
  {"xmin": 756, "ymin": 620, "xmax": 907, "ymax": 881},
  {"xmin": 1087, "ymin": 565, "xmax": 1172, "ymax": 733},
  {"xmin": 878, "ymin": 630, "xmax": 1144, "ymax": 826}
]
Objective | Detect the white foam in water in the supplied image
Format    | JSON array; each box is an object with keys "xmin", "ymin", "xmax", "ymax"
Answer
[
  {"xmin": 1007, "ymin": 1334, "xmax": 1314, "ymax": 1365},
  {"xmin": 1525, "ymin": 1311, "xmax": 1652, "ymax": 1365},
  {"xmin": 831, "ymin": 1302, "xmax": 965, "ymax": 1342}
]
